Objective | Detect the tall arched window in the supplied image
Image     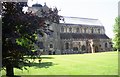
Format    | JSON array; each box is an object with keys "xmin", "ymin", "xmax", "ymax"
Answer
[
  {"xmin": 91, "ymin": 28, "xmax": 94, "ymax": 33},
  {"xmin": 105, "ymin": 43, "xmax": 107, "ymax": 48},
  {"xmin": 84, "ymin": 28, "xmax": 86, "ymax": 33},
  {"xmin": 69, "ymin": 27, "xmax": 72, "ymax": 32},
  {"xmin": 98, "ymin": 29, "xmax": 100, "ymax": 34},
  {"xmin": 76, "ymin": 27, "xmax": 79, "ymax": 32},
  {"xmin": 82, "ymin": 45, "xmax": 86, "ymax": 51},
  {"xmin": 65, "ymin": 42, "xmax": 69, "ymax": 49},
  {"xmin": 79, "ymin": 42, "xmax": 81, "ymax": 47}
]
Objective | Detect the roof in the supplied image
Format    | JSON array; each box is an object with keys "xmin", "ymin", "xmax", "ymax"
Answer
[
  {"xmin": 32, "ymin": 4, "xmax": 42, "ymax": 7},
  {"xmin": 60, "ymin": 16, "xmax": 103, "ymax": 26},
  {"xmin": 60, "ymin": 33, "xmax": 109, "ymax": 39},
  {"xmin": 28, "ymin": 3, "xmax": 49, "ymax": 14}
]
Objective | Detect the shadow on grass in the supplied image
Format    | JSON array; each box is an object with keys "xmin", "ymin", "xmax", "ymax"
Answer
[
  {"xmin": 2, "ymin": 75, "xmax": 119, "ymax": 77},
  {"xmin": 2, "ymin": 75, "xmax": 21, "ymax": 77},
  {"xmin": 40, "ymin": 57, "xmax": 54, "ymax": 59},
  {"xmin": 2, "ymin": 62, "xmax": 56, "ymax": 77},
  {"xmin": 1, "ymin": 62, "xmax": 56, "ymax": 77},
  {"xmin": 28, "ymin": 62, "xmax": 57, "ymax": 68},
  {"xmin": 24, "ymin": 56, "xmax": 54, "ymax": 59}
]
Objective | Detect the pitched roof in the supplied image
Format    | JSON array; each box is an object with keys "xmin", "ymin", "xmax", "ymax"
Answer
[
  {"xmin": 60, "ymin": 33, "xmax": 109, "ymax": 39},
  {"xmin": 60, "ymin": 16, "xmax": 103, "ymax": 26}
]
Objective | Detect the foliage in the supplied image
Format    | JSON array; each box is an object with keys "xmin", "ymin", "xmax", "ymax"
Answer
[
  {"xmin": 2, "ymin": 2, "xmax": 61, "ymax": 76},
  {"xmin": 113, "ymin": 17, "xmax": 120, "ymax": 51}
]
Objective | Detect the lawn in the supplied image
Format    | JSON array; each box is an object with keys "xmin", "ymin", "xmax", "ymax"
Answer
[{"xmin": 2, "ymin": 51, "xmax": 118, "ymax": 75}]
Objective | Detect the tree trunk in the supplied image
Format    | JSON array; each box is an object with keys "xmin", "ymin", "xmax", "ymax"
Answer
[{"xmin": 6, "ymin": 65, "xmax": 14, "ymax": 77}]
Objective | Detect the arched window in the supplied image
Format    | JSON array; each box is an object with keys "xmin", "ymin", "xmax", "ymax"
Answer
[
  {"xmin": 50, "ymin": 44, "xmax": 53, "ymax": 48},
  {"xmin": 82, "ymin": 45, "xmax": 86, "ymax": 51},
  {"xmin": 95, "ymin": 46, "xmax": 99, "ymax": 52},
  {"xmin": 98, "ymin": 29, "xmax": 100, "ymax": 34},
  {"xmin": 79, "ymin": 42, "xmax": 81, "ymax": 47},
  {"xmin": 69, "ymin": 27, "xmax": 72, "ymax": 32},
  {"xmin": 65, "ymin": 42, "xmax": 69, "ymax": 49},
  {"xmin": 73, "ymin": 47, "xmax": 78, "ymax": 51},
  {"xmin": 84, "ymin": 28, "xmax": 86, "ymax": 33},
  {"xmin": 91, "ymin": 28, "xmax": 94, "ymax": 33},
  {"xmin": 105, "ymin": 43, "xmax": 107, "ymax": 48},
  {"xmin": 111, "ymin": 45, "xmax": 113, "ymax": 48},
  {"xmin": 76, "ymin": 27, "xmax": 79, "ymax": 32}
]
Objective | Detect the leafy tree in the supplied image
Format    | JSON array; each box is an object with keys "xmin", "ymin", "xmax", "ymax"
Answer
[
  {"xmin": 113, "ymin": 16, "xmax": 120, "ymax": 51},
  {"xmin": 2, "ymin": 2, "xmax": 61, "ymax": 76}
]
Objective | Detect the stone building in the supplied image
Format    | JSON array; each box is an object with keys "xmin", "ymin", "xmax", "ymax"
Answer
[{"xmin": 28, "ymin": 4, "xmax": 113, "ymax": 55}]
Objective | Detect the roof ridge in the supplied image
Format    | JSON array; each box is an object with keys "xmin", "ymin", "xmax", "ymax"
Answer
[{"xmin": 63, "ymin": 16, "xmax": 98, "ymax": 20}]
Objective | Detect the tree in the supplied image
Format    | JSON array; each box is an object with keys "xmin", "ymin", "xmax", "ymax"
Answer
[
  {"xmin": 2, "ymin": 2, "xmax": 61, "ymax": 76},
  {"xmin": 113, "ymin": 16, "xmax": 120, "ymax": 51}
]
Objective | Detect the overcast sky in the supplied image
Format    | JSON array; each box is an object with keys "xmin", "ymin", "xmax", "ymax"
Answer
[{"xmin": 27, "ymin": 0, "xmax": 119, "ymax": 38}]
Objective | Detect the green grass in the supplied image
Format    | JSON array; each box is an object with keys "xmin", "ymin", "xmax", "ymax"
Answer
[{"xmin": 2, "ymin": 51, "xmax": 118, "ymax": 75}]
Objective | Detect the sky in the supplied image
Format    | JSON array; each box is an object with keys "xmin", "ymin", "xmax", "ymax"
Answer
[{"xmin": 27, "ymin": 0, "xmax": 119, "ymax": 38}]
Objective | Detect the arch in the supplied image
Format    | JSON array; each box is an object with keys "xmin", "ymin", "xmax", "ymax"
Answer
[
  {"xmin": 95, "ymin": 46, "xmax": 99, "ymax": 52},
  {"xmin": 105, "ymin": 43, "xmax": 107, "ymax": 48},
  {"xmin": 91, "ymin": 28, "xmax": 94, "ymax": 33},
  {"xmin": 76, "ymin": 27, "xmax": 79, "ymax": 32},
  {"xmin": 84, "ymin": 28, "xmax": 86, "ymax": 33},
  {"xmin": 98, "ymin": 28, "xmax": 100, "ymax": 34},
  {"xmin": 49, "ymin": 51, "xmax": 52, "ymax": 55},
  {"xmin": 53, "ymin": 51, "xmax": 55, "ymax": 55},
  {"xmin": 78, "ymin": 42, "xmax": 81, "ymax": 48},
  {"xmin": 73, "ymin": 47, "xmax": 78, "ymax": 51},
  {"xmin": 69, "ymin": 27, "xmax": 72, "ymax": 32},
  {"xmin": 65, "ymin": 42, "xmax": 69, "ymax": 49},
  {"xmin": 50, "ymin": 44, "xmax": 53, "ymax": 48},
  {"xmin": 81, "ymin": 45, "xmax": 86, "ymax": 51}
]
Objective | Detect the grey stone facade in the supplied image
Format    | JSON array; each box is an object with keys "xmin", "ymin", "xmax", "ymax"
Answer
[{"xmin": 28, "ymin": 4, "xmax": 113, "ymax": 55}]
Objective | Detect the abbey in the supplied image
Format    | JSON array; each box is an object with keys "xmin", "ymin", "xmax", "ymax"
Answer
[{"xmin": 28, "ymin": 4, "xmax": 113, "ymax": 55}]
